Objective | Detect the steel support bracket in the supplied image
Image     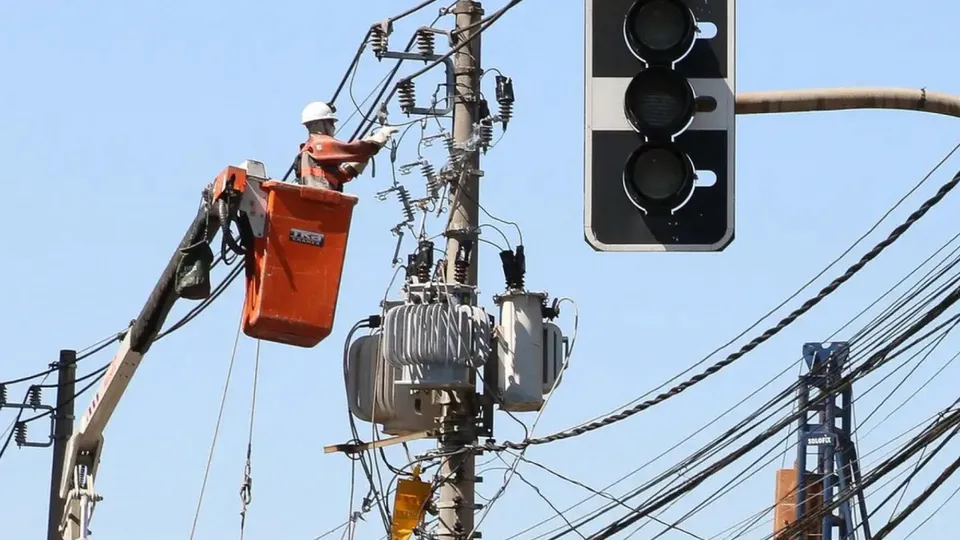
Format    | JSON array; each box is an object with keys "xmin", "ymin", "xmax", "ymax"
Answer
[{"xmin": 383, "ymin": 50, "xmax": 455, "ymax": 117}]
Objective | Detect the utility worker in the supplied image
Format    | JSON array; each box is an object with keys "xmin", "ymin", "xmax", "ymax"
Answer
[{"xmin": 297, "ymin": 101, "xmax": 400, "ymax": 190}]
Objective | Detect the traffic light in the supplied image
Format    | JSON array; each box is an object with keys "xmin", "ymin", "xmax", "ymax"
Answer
[{"xmin": 584, "ymin": 0, "xmax": 736, "ymax": 252}]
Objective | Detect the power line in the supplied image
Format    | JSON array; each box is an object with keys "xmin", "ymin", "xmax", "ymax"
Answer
[
  {"xmin": 0, "ymin": 388, "xmax": 37, "ymax": 462},
  {"xmin": 540, "ymin": 269, "xmax": 960, "ymax": 539},
  {"xmin": 528, "ymin": 142, "xmax": 960, "ymax": 442},
  {"xmin": 351, "ymin": 0, "xmax": 523, "ymax": 141},
  {"xmin": 588, "ymin": 296, "xmax": 960, "ymax": 539},
  {"xmin": 400, "ymin": 0, "xmax": 524, "ymax": 83},
  {"xmin": 545, "ymin": 245, "xmax": 960, "ymax": 538},
  {"xmin": 505, "ymin": 228, "xmax": 960, "ymax": 539},
  {"xmin": 649, "ymin": 321, "xmax": 960, "ymax": 540},
  {"xmin": 473, "ymin": 166, "xmax": 960, "ymax": 455},
  {"xmin": 0, "ymin": 331, "xmax": 123, "ymax": 387}
]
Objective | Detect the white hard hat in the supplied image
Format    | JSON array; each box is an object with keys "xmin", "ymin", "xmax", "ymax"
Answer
[{"xmin": 301, "ymin": 101, "xmax": 337, "ymax": 125}]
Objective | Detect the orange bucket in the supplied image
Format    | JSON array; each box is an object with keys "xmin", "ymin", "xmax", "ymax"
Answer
[{"xmin": 242, "ymin": 181, "xmax": 359, "ymax": 347}]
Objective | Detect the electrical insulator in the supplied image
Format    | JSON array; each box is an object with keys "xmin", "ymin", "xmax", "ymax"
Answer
[
  {"xmin": 477, "ymin": 99, "xmax": 493, "ymax": 152},
  {"xmin": 499, "ymin": 245, "xmax": 526, "ymax": 290},
  {"xmin": 443, "ymin": 132, "xmax": 456, "ymax": 155},
  {"xmin": 370, "ymin": 24, "xmax": 389, "ymax": 59},
  {"xmin": 454, "ymin": 241, "xmax": 473, "ymax": 283},
  {"xmin": 397, "ymin": 80, "xmax": 416, "ymax": 115},
  {"xmin": 0, "ymin": 384, "xmax": 7, "ymax": 406},
  {"xmin": 414, "ymin": 240, "xmax": 434, "ymax": 283},
  {"xmin": 405, "ymin": 253, "xmax": 418, "ymax": 282},
  {"xmin": 14, "ymin": 422, "xmax": 26, "ymax": 447},
  {"xmin": 395, "ymin": 185, "xmax": 415, "ymax": 224},
  {"xmin": 28, "ymin": 385, "xmax": 42, "ymax": 408},
  {"xmin": 478, "ymin": 123, "xmax": 493, "ymax": 152},
  {"xmin": 416, "ymin": 29, "xmax": 435, "ymax": 57},
  {"xmin": 421, "ymin": 161, "xmax": 440, "ymax": 198},
  {"xmin": 495, "ymin": 75, "xmax": 515, "ymax": 129}
]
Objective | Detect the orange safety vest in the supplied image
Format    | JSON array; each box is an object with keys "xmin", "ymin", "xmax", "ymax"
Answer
[{"xmin": 298, "ymin": 133, "xmax": 381, "ymax": 189}]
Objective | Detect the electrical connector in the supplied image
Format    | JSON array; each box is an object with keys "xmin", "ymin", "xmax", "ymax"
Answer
[
  {"xmin": 499, "ymin": 245, "xmax": 526, "ymax": 290},
  {"xmin": 542, "ymin": 298, "xmax": 561, "ymax": 320}
]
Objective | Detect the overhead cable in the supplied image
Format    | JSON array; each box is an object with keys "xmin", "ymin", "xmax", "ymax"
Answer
[
  {"xmin": 350, "ymin": 9, "xmax": 450, "ymax": 141},
  {"xmin": 352, "ymin": 0, "xmax": 524, "ymax": 140},
  {"xmin": 476, "ymin": 168, "xmax": 960, "ymax": 454},
  {"xmin": 551, "ymin": 271, "xmax": 960, "ymax": 539},
  {"xmin": 509, "ymin": 229, "xmax": 960, "ymax": 539},
  {"xmin": 588, "ymin": 295, "xmax": 960, "ymax": 539},
  {"xmin": 537, "ymin": 243, "xmax": 960, "ymax": 539},
  {"xmin": 330, "ymin": 0, "xmax": 441, "ymax": 107},
  {"xmin": 0, "ymin": 330, "xmax": 124, "ymax": 386}
]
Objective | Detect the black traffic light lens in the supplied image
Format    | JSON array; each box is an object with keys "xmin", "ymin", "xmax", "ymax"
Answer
[
  {"xmin": 624, "ymin": 67, "xmax": 695, "ymax": 138},
  {"xmin": 624, "ymin": 0, "xmax": 697, "ymax": 65},
  {"xmin": 623, "ymin": 142, "xmax": 695, "ymax": 209}
]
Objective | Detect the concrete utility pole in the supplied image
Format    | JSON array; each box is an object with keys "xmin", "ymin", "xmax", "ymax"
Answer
[
  {"xmin": 439, "ymin": 1, "xmax": 483, "ymax": 538},
  {"xmin": 47, "ymin": 349, "xmax": 76, "ymax": 540}
]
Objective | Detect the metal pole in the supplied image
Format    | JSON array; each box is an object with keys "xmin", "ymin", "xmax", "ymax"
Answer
[
  {"xmin": 438, "ymin": 1, "xmax": 483, "ymax": 538},
  {"xmin": 736, "ymin": 87, "xmax": 960, "ymax": 120},
  {"xmin": 47, "ymin": 349, "xmax": 76, "ymax": 540}
]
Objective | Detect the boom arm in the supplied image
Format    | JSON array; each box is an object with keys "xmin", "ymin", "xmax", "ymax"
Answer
[{"xmin": 57, "ymin": 160, "xmax": 269, "ymax": 540}]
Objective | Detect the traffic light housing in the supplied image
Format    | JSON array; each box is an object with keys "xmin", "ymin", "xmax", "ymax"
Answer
[{"xmin": 584, "ymin": 0, "xmax": 736, "ymax": 252}]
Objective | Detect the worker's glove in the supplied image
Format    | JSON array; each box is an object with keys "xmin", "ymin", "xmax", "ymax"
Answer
[
  {"xmin": 364, "ymin": 125, "xmax": 400, "ymax": 147},
  {"xmin": 379, "ymin": 125, "xmax": 400, "ymax": 137}
]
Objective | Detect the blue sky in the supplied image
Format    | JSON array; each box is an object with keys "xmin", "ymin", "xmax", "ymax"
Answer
[{"xmin": 3, "ymin": 0, "xmax": 960, "ymax": 538}]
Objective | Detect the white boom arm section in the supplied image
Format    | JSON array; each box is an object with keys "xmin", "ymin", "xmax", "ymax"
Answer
[
  {"xmin": 55, "ymin": 160, "xmax": 267, "ymax": 540},
  {"xmin": 58, "ymin": 331, "xmax": 143, "ymax": 540}
]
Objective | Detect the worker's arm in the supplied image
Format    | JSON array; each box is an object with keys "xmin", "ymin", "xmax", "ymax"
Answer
[{"xmin": 308, "ymin": 137, "xmax": 381, "ymax": 165}]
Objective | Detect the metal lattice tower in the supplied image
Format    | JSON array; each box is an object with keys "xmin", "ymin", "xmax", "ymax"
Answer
[{"xmin": 794, "ymin": 342, "xmax": 872, "ymax": 540}]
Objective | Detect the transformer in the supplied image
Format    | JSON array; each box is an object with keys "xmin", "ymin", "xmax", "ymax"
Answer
[
  {"xmin": 493, "ymin": 291, "xmax": 568, "ymax": 412},
  {"xmin": 345, "ymin": 333, "xmax": 441, "ymax": 436},
  {"xmin": 381, "ymin": 302, "xmax": 492, "ymax": 389}
]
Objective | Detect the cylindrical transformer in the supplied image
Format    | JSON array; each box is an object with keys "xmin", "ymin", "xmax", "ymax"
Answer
[
  {"xmin": 345, "ymin": 332, "xmax": 441, "ymax": 436},
  {"xmin": 542, "ymin": 322, "xmax": 567, "ymax": 394},
  {"xmin": 346, "ymin": 334, "xmax": 391, "ymax": 424},
  {"xmin": 495, "ymin": 291, "xmax": 547, "ymax": 412}
]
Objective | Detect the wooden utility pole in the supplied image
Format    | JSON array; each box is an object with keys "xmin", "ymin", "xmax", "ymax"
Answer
[
  {"xmin": 47, "ymin": 349, "xmax": 76, "ymax": 540},
  {"xmin": 439, "ymin": 1, "xmax": 483, "ymax": 538}
]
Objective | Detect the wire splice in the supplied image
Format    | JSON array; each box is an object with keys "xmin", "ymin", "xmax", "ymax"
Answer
[{"xmin": 365, "ymin": 314, "xmax": 383, "ymax": 328}]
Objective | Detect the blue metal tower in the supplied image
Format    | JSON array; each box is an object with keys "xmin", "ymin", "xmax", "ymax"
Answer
[{"xmin": 794, "ymin": 341, "xmax": 872, "ymax": 540}]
